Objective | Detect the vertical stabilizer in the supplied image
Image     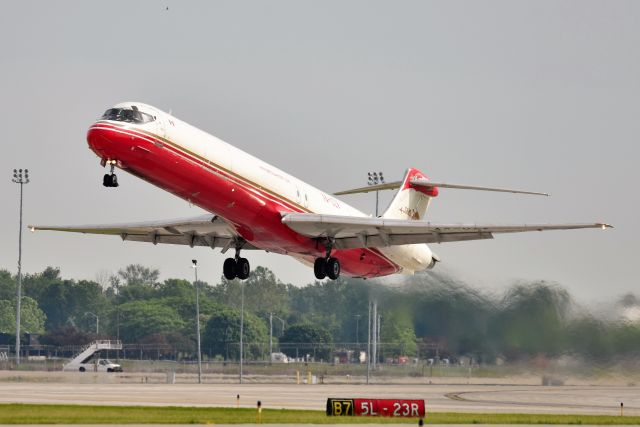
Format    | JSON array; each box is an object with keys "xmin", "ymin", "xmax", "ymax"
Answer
[{"xmin": 382, "ymin": 168, "xmax": 438, "ymax": 220}]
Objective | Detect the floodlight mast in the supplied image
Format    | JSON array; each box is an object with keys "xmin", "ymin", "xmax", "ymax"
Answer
[
  {"xmin": 85, "ymin": 312, "xmax": 99, "ymax": 334},
  {"xmin": 239, "ymin": 281, "xmax": 244, "ymax": 384},
  {"xmin": 268, "ymin": 313, "xmax": 285, "ymax": 362},
  {"xmin": 192, "ymin": 259, "xmax": 202, "ymax": 384},
  {"xmin": 367, "ymin": 171, "xmax": 385, "ymax": 216},
  {"xmin": 11, "ymin": 168, "xmax": 29, "ymax": 366}
]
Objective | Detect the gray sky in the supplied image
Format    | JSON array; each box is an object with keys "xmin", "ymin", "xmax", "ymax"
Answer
[{"xmin": 0, "ymin": 1, "xmax": 636, "ymax": 302}]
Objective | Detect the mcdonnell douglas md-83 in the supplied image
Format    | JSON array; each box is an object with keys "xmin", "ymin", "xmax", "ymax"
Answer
[{"xmin": 32, "ymin": 102, "xmax": 612, "ymax": 281}]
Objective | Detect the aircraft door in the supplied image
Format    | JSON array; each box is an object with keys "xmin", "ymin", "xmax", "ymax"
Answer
[
  {"xmin": 295, "ymin": 187, "xmax": 302, "ymax": 205},
  {"xmin": 156, "ymin": 116, "xmax": 166, "ymax": 139}
]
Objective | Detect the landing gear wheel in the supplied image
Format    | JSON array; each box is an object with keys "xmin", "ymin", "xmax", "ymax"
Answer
[
  {"xmin": 314, "ymin": 258, "xmax": 327, "ymax": 280},
  {"xmin": 79, "ymin": 367, "xmax": 86, "ymax": 372},
  {"xmin": 102, "ymin": 160, "xmax": 119, "ymax": 187},
  {"xmin": 223, "ymin": 258, "xmax": 237, "ymax": 280},
  {"xmin": 326, "ymin": 257, "xmax": 340, "ymax": 280},
  {"xmin": 102, "ymin": 173, "xmax": 118, "ymax": 187},
  {"xmin": 236, "ymin": 257, "xmax": 250, "ymax": 280}
]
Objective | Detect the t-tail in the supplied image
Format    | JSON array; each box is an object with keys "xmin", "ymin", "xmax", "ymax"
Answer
[
  {"xmin": 333, "ymin": 167, "xmax": 551, "ymax": 270},
  {"xmin": 333, "ymin": 168, "xmax": 549, "ymax": 220},
  {"xmin": 382, "ymin": 167, "xmax": 437, "ymax": 221}
]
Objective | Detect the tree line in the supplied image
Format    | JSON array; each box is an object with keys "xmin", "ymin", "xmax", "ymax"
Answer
[{"xmin": 1, "ymin": 265, "xmax": 639, "ymax": 363}]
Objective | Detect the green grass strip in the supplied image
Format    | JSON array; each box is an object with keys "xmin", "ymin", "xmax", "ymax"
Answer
[{"xmin": 0, "ymin": 404, "xmax": 639, "ymax": 424}]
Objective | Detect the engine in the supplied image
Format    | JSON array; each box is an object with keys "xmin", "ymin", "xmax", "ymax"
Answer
[{"xmin": 426, "ymin": 252, "xmax": 441, "ymax": 270}]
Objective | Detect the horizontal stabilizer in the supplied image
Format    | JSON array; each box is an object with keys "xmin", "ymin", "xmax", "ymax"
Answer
[
  {"xmin": 410, "ymin": 178, "xmax": 549, "ymax": 196},
  {"xmin": 334, "ymin": 181, "xmax": 402, "ymax": 195},
  {"xmin": 334, "ymin": 179, "xmax": 548, "ymax": 196}
]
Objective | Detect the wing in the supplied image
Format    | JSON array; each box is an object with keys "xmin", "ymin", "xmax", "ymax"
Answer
[
  {"xmin": 30, "ymin": 214, "xmax": 256, "ymax": 252},
  {"xmin": 281, "ymin": 213, "xmax": 612, "ymax": 249}
]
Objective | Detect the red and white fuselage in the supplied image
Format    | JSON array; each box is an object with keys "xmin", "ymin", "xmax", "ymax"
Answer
[{"xmin": 87, "ymin": 102, "xmax": 434, "ymax": 278}]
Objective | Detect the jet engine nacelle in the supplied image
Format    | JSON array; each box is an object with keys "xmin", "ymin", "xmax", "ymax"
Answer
[{"xmin": 426, "ymin": 252, "xmax": 440, "ymax": 270}]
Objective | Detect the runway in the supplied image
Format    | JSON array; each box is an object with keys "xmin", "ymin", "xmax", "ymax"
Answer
[{"xmin": 0, "ymin": 381, "xmax": 638, "ymax": 416}]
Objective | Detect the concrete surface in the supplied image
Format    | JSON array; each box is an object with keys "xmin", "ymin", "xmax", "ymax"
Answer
[{"xmin": 0, "ymin": 381, "xmax": 637, "ymax": 416}]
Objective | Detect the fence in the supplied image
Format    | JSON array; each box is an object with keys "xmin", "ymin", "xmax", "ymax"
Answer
[{"xmin": 0, "ymin": 341, "xmax": 443, "ymax": 365}]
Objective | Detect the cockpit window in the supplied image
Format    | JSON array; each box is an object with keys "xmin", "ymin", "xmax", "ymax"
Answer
[{"xmin": 101, "ymin": 108, "xmax": 155, "ymax": 124}]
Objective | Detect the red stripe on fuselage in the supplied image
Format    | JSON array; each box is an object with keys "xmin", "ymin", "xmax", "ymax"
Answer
[{"xmin": 87, "ymin": 122, "xmax": 401, "ymax": 278}]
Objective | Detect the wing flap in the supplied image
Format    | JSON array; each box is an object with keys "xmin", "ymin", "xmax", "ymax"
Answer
[
  {"xmin": 30, "ymin": 214, "xmax": 255, "ymax": 250},
  {"xmin": 281, "ymin": 213, "xmax": 611, "ymax": 248},
  {"xmin": 331, "ymin": 232, "xmax": 494, "ymax": 249}
]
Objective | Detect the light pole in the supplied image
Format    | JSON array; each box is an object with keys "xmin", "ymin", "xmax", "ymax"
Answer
[
  {"xmin": 85, "ymin": 312, "xmax": 99, "ymax": 335},
  {"xmin": 269, "ymin": 312, "xmax": 272, "ymax": 361},
  {"xmin": 372, "ymin": 300, "xmax": 377, "ymax": 370},
  {"xmin": 12, "ymin": 168, "xmax": 29, "ymax": 365},
  {"xmin": 269, "ymin": 313, "xmax": 285, "ymax": 361},
  {"xmin": 377, "ymin": 313, "xmax": 382, "ymax": 368},
  {"xmin": 367, "ymin": 172, "xmax": 385, "ymax": 217},
  {"xmin": 354, "ymin": 314, "xmax": 361, "ymax": 348},
  {"xmin": 366, "ymin": 301, "xmax": 371, "ymax": 384},
  {"xmin": 192, "ymin": 260, "xmax": 202, "ymax": 384},
  {"xmin": 239, "ymin": 280, "xmax": 244, "ymax": 384},
  {"xmin": 111, "ymin": 276, "xmax": 121, "ymax": 360}
]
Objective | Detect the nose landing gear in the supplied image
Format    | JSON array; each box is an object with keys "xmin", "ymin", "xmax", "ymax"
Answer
[{"xmin": 103, "ymin": 160, "xmax": 119, "ymax": 188}]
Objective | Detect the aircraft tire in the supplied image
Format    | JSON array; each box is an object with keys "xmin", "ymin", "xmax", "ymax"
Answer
[
  {"xmin": 314, "ymin": 258, "xmax": 327, "ymax": 280},
  {"xmin": 79, "ymin": 367, "xmax": 86, "ymax": 372},
  {"xmin": 326, "ymin": 257, "xmax": 340, "ymax": 280},
  {"xmin": 223, "ymin": 258, "xmax": 237, "ymax": 280},
  {"xmin": 236, "ymin": 257, "xmax": 250, "ymax": 280},
  {"xmin": 103, "ymin": 174, "xmax": 111, "ymax": 187},
  {"xmin": 111, "ymin": 174, "xmax": 119, "ymax": 187}
]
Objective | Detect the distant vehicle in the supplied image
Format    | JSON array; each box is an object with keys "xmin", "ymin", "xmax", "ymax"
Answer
[
  {"xmin": 32, "ymin": 102, "xmax": 611, "ymax": 281},
  {"xmin": 77, "ymin": 358, "xmax": 122, "ymax": 373},
  {"xmin": 270, "ymin": 352, "xmax": 289, "ymax": 363},
  {"xmin": 62, "ymin": 340, "xmax": 123, "ymax": 373}
]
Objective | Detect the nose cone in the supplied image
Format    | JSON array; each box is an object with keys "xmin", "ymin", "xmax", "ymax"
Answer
[
  {"xmin": 87, "ymin": 123, "xmax": 137, "ymax": 161},
  {"xmin": 87, "ymin": 124, "xmax": 116, "ymax": 159}
]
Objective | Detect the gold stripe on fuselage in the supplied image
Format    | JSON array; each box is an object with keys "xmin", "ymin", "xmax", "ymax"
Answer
[{"xmin": 95, "ymin": 121, "xmax": 312, "ymax": 214}]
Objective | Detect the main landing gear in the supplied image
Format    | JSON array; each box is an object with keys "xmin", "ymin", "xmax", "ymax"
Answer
[
  {"xmin": 314, "ymin": 241, "xmax": 341, "ymax": 280},
  {"xmin": 103, "ymin": 160, "xmax": 119, "ymax": 187},
  {"xmin": 223, "ymin": 246, "xmax": 251, "ymax": 281}
]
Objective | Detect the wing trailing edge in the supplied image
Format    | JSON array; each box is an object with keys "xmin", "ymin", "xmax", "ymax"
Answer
[{"xmin": 281, "ymin": 212, "xmax": 612, "ymax": 249}]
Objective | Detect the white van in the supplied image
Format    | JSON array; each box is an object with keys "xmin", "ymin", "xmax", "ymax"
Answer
[{"xmin": 77, "ymin": 358, "xmax": 122, "ymax": 372}]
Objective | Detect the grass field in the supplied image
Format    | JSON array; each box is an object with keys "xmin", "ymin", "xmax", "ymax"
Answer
[{"xmin": 0, "ymin": 404, "xmax": 639, "ymax": 424}]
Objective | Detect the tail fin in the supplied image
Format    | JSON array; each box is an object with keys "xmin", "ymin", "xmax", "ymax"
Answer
[{"xmin": 382, "ymin": 168, "xmax": 438, "ymax": 220}]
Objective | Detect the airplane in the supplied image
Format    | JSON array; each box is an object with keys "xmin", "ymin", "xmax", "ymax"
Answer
[{"xmin": 31, "ymin": 102, "xmax": 612, "ymax": 281}]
